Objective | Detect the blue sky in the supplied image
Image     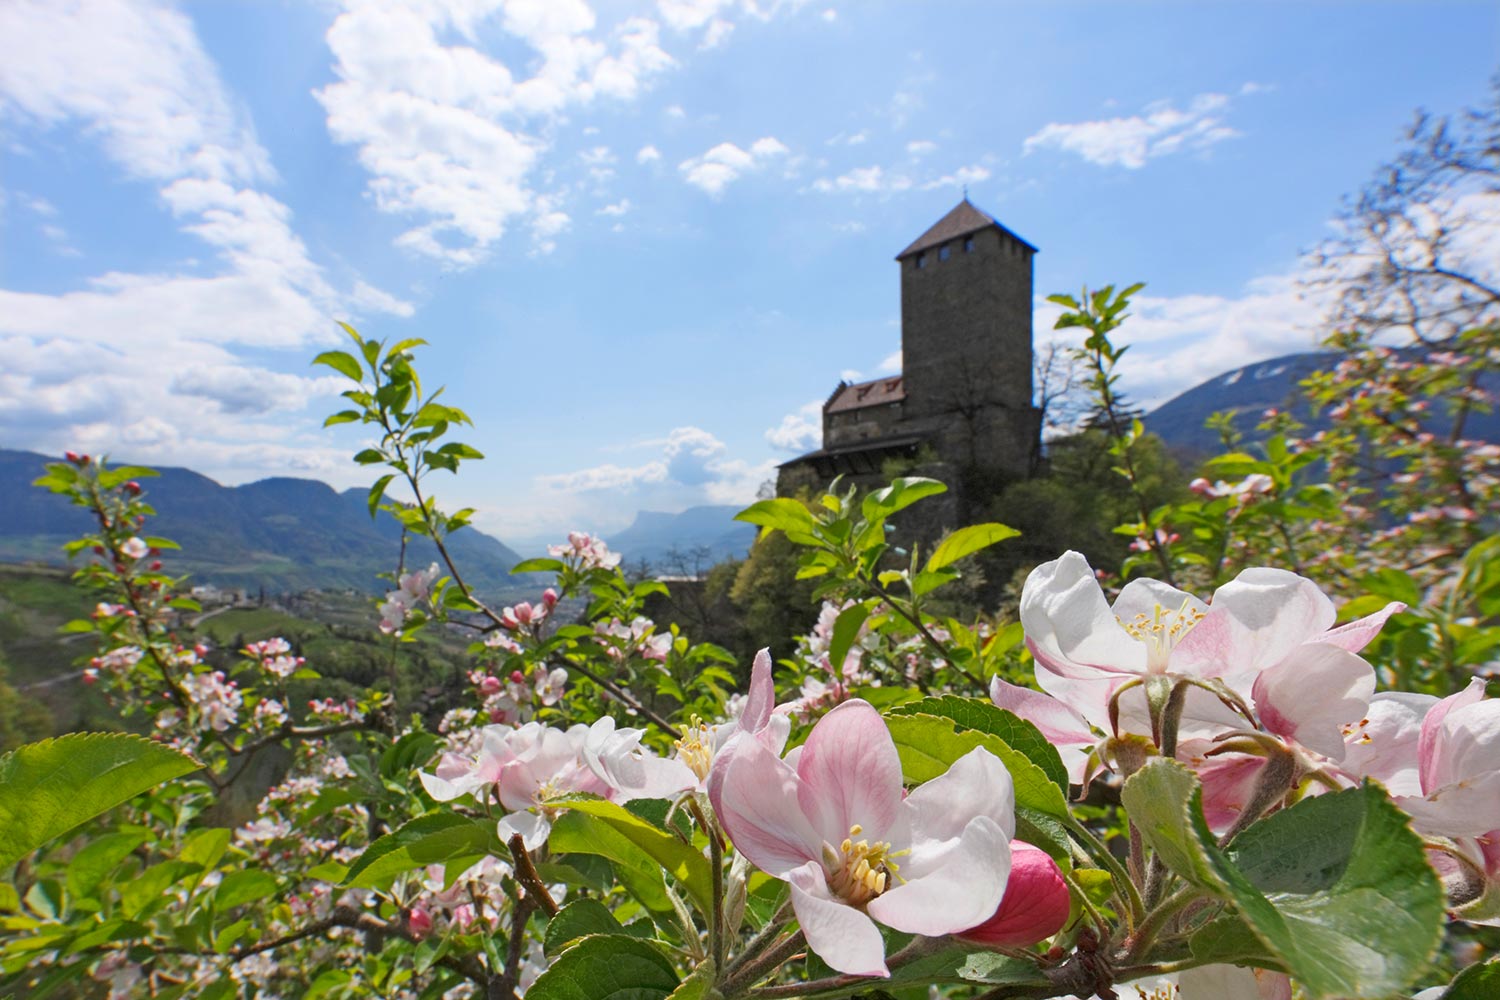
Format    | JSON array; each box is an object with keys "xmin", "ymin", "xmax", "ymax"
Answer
[{"xmin": 1, "ymin": 1, "xmax": 1496, "ymax": 550}]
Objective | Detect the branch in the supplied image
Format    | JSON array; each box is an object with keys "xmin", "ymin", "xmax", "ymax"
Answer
[{"xmin": 507, "ymin": 834, "xmax": 560, "ymax": 917}]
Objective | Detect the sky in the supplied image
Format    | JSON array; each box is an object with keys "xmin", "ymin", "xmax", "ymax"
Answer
[{"xmin": 1, "ymin": 1, "xmax": 1496, "ymax": 551}]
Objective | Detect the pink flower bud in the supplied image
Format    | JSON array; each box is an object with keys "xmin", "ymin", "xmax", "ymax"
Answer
[
  {"xmin": 64, "ymin": 450, "xmax": 79, "ymax": 463},
  {"xmin": 957, "ymin": 842, "xmax": 1070, "ymax": 948},
  {"xmin": 479, "ymin": 675, "xmax": 502, "ymax": 695},
  {"xmin": 125, "ymin": 481, "xmax": 141, "ymax": 495},
  {"xmin": 510, "ymin": 670, "xmax": 525, "ymax": 684},
  {"xmin": 407, "ymin": 905, "xmax": 433, "ymax": 939},
  {"xmin": 151, "ymin": 560, "xmax": 162, "ymax": 571},
  {"xmin": 542, "ymin": 588, "xmax": 559, "ymax": 609}
]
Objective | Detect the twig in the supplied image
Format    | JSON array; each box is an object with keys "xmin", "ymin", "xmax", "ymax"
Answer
[{"xmin": 507, "ymin": 834, "xmax": 560, "ymax": 917}]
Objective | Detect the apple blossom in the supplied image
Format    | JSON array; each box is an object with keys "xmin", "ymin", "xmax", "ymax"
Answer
[
  {"xmin": 120, "ymin": 536, "xmax": 148, "ymax": 560},
  {"xmin": 710, "ymin": 698, "xmax": 1014, "ymax": 977}
]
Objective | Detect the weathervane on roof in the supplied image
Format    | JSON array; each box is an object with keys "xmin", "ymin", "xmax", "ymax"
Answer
[{"xmin": 962, "ymin": 183, "xmax": 969, "ymax": 201}]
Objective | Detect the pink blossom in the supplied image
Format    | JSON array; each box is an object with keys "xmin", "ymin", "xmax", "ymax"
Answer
[
  {"xmin": 120, "ymin": 536, "xmax": 148, "ymax": 560},
  {"xmin": 710, "ymin": 699, "xmax": 1014, "ymax": 977},
  {"xmin": 534, "ymin": 666, "xmax": 568, "ymax": 706},
  {"xmin": 957, "ymin": 841, "xmax": 1069, "ymax": 947}
]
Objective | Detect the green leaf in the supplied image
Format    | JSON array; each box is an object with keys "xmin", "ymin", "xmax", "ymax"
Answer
[
  {"xmin": 0, "ymin": 734, "xmax": 201, "ymax": 867},
  {"xmin": 213, "ymin": 870, "xmax": 278, "ymax": 912},
  {"xmin": 512, "ymin": 557, "xmax": 566, "ymax": 574},
  {"xmin": 179, "ymin": 828, "xmax": 231, "ymax": 892},
  {"xmin": 353, "ymin": 447, "xmax": 385, "ymax": 465},
  {"xmin": 323, "ymin": 409, "xmax": 361, "ymax": 427},
  {"xmin": 544, "ymin": 899, "xmax": 630, "ymax": 958},
  {"xmin": 861, "ymin": 477, "xmax": 947, "ymax": 520},
  {"xmin": 121, "ymin": 859, "xmax": 201, "ymax": 918},
  {"xmin": 734, "ymin": 498, "xmax": 820, "ymax": 540},
  {"xmin": 1119, "ymin": 759, "xmax": 1222, "ymax": 889},
  {"xmin": 1218, "ymin": 784, "xmax": 1444, "ymax": 999},
  {"xmin": 313, "ymin": 350, "xmax": 364, "ymax": 382},
  {"xmin": 367, "ymin": 473, "xmax": 395, "ymax": 519},
  {"xmin": 924, "ymin": 523, "xmax": 1020, "ymax": 572},
  {"xmin": 890, "ymin": 697, "xmax": 1068, "ymax": 792},
  {"xmin": 65, "ymin": 831, "xmax": 151, "ymax": 900},
  {"xmin": 1125, "ymin": 761, "xmax": 1444, "ymax": 999},
  {"xmin": 525, "ymin": 935, "xmax": 678, "ymax": 1000},
  {"xmin": 341, "ymin": 813, "xmax": 506, "ymax": 890},
  {"xmin": 827, "ymin": 601, "xmax": 872, "ymax": 679},
  {"xmin": 548, "ymin": 812, "xmax": 672, "ymax": 912},
  {"xmin": 1437, "ymin": 961, "xmax": 1500, "ymax": 999},
  {"xmin": 550, "ymin": 796, "xmax": 713, "ymax": 914}
]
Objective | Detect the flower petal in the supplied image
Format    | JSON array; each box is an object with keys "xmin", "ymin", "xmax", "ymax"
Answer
[
  {"xmin": 1337, "ymin": 692, "xmax": 1432, "ymax": 796},
  {"xmin": 497, "ymin": 810, "xmax": 550, "ymax": 852},
  {"xmin": 1021, "ymin": 551, "xmax": 1146, "ymax": 683},
  {"xmin": 1419, "ymin": 677, "xmax": 1488, "ymax": 793},
  {"xmin": 1175, "ymin": 568, "xmax": 1336, "ymax": 692},
  {"xmin": 1111, "ymin": 576, "xmax": 1207, "ymax": 626},
  {"xmin": 740, "ymin": 647, "xmax": 776, "ymax": 736},
  {"xmin": 787, "ymin": 861, "xmax": 890, "ymax": 978},
  {"xmin": 867, "ymin": 815, "xmax": 1010, "ymax": 937},
  {"xmin": 710, "ymin": 732, "xmax": 822, "ymax": 877},
  {"xmin": 903, "ymin": 745, "xmax": 1016, "ymax": 843},
  {"xmin": 1251, "ymin": 642, "xmax": 1375, "ymax": 760},
  {"xmin": 795, "ymin": 699, "xmax": 904, "ymax": 845},
  {"xmin": 990, "ymin": 678, "xmax": 1095, "ymax": 783},
  {"xmin": 1318, "ymin": 601, "xmax": 1405, "ymax": 653}
]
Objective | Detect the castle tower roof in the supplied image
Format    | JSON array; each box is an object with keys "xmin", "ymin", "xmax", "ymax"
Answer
[{"xmin": 895, "ymin": 198, "xmax": 1037, "ymax": 260}]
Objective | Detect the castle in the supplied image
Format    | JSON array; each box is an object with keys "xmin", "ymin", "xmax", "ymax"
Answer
[{"xmin": 777, "ymin": 199, "xmax": 1041, "ymax": 498}]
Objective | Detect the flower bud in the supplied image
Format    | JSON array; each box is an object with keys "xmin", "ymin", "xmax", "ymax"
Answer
[
  {"xmin": 125, "ymin": 481, "xmax": 141, "ymax": 495},
  {"xmin": 510, "ymin": 670, "xmax": 526, "ymax": 684},
  {"xmin": 957, "ymin": 841, "xmax": 1070, "ymax": 948},
  {"xmin": 479, "ymin": 675, "xmax": 502, "ymax": 695},
  {"xmin": 64, "ymin": 450, "xmax": 79, "ymax": 463},
  {"xmin": 407, "ymin": 905, "xmax": 433, "ymax": 939},
  {"xmin": 542, "ymin": 588, "xmax": 559, "ymax": 609}
]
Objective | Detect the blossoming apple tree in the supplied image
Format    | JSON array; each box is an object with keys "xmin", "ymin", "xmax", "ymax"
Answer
[{"xmin": 1, "ymin": 299, "xmax": 1497, "ymax": 1000}]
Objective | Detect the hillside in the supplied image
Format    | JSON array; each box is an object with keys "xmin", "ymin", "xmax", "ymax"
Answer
[
  {"xmin": 1143, "ymin": 350, "xmax": 1500, "ymax": 455},
  {"xmin": 607, "ymin": 505, "xmax": 756, "ymax": 570},
  {"xmin": 0, "ymin": 449, "xmax": 529, "ymax": 598}
]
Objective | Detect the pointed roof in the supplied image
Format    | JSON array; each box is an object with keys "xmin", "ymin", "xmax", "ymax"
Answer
[{"xmin": 895, "ymin": 199, "xmax": 1037, "ymax": 260}]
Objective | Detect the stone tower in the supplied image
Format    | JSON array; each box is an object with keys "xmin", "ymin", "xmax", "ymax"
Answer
[
  {"xmin": 777, "ymin": 199, "xmax": 1041, "ymax": 495},
  {"xmin": 895, "ymin": 199, "xmax": 1039, "ymax": 474}
]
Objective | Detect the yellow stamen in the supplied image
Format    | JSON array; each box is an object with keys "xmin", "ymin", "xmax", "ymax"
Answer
[
  {"xmin": 673, "ymin": 715, "xmax": 715, "ymax": 782},
  {"xmin": 1116, "ymin": 599, "xmax": 1206, "ymax": 672},
  {"xmin": 822, "ymin": 824, "xmax": 907, "ymax": 905}
]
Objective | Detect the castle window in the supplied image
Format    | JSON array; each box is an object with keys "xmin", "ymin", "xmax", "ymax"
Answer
[
  {"xmin": 915, "ymin": 252, "xmax": 926, "ymax": 269},
  {"xmin": 939, "ymin": 244, "xmax": 951, "ymax": 261},
  {"xmin": 964, "ymin": 236, "xmax": 975, "ymax": 253}
]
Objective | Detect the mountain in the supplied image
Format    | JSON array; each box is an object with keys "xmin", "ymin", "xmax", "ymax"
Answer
[
  {"xmin": 1142, "ymin": 350, "xmax": 1500, "ymax": 456},
  {"xmin": 606, "ymin": 506, "xmax": 755, "ymax": 571},
  {"xmin": 0, "ymin": 449, "xmax": 527, "ymax": 597}
]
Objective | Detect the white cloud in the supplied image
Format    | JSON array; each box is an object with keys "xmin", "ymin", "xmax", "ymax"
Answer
[
  {"xmin": 535, "ymin": 425, "xmax": 773, "ymax": 526},
  {"xmin": 679, "ymin": 136, "xmax": 789, "ymax": 195},
  {"xmin": 811, "ymin": 164, "xmax": 911, "ymax": 194},
  {"xmin": 922, "ymin": 164, "xmax": 990, "ymax": 190},
  {"xmin": 316, "ymin": 1, "xmax": 675, "ymax": 264},
  {"xmin": 827, "ymin": 130, "xmax": 868, "ymax": 146},
  {"xmin": 906, "ymin": 139, "xmax": 937, "ymax": 156},
  {"xmin": 637, "ymin": 144, "xmax": 662, "ymax": 163},
  {"xmin": 664, "ymin": 103, "xmax": 687, "ymax": 118},
  {"xmin": 0, "ymin": 0, "xmax": 406, "ymax": 483},
  {"xmin": 1023, "ymin": 90, "xmax": 1250, "ymax": 169},
  {"xmin": 765, "ymin": 400, "xmax": 822, "ymax": 452},
  {"xmin": 876, "ymin": 349, "xmax": 901, "ymax": 374},
  {"xmin": 822, "ymin": 8, "xmax": 837, "ymax": 22},
  {"xmin": 598, "ymin": 198, "xmax": 632, "ymax": 217},
  {"xmin": 700, "ymin": 18, "xmax": 734, "ymax": 48}
]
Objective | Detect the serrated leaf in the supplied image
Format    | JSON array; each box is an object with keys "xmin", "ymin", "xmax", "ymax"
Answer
[
  {"xmin": 1119, "ymin": 759, "xmax": 1222, "ymax": 889},
  {"xmin": 0, "ymin": 734, "xmax": 201, "ymax": 867},
  {"xmin": 1437, "ymin": 960, "xmax": 1500, "ymax": 999},
  {"xmin": 526, "ymin": 935, "xmax": 678, "ymax": 1000},
  {"xmin": 925, "ymin": 523, "xmax": 1020, "ymax": 572},
  {"xmin": 341, "ymin": 813, "xmax": 506, "ymax": 889},
  {"xmin": 313, "ymin": 350, "xmax": 364, "ymax": 382},
  {"xmin": 890, "ymin": 698, "xmax": 1068, "ymax": 792}
]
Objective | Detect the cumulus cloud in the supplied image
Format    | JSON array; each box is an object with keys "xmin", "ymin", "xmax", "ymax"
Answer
[
  {"xmin": 316, "ymin": 1, "xmax": 675, "ymax": 264},
  {"xmin": 811, "ymin": 164, "xmax": 911, "ymax": 194},
  {"xmin": 0, "ymin": 0, "xmax": 406, "ymax": 483},
  {"xmin": 679, "ymin": 136, "xmax": 789, "ymax": 195},
  {"xmin": 598, "ymin": 198, "xmax": 632, "ymax": 216},
  {"xmin": 536, "ymin": 425, "xmax": 773, "ymax": 525},
  {"xmin": 765, "ymin": 400, "xmax": 822, "ymax": 452},
  {"xmin": 637, "ymin": 144, "xmax": 662, "ymax": 163},
  {"xmin": 906, "ymin": 139, "xmax": 937, "ymax": 156},
  {"xmin": 1023, "ymin": 90, "xmax": 1249, "ymax": 169}
]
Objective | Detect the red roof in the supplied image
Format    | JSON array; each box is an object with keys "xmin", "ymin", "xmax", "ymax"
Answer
[{"xmin": 825, "ymin": 376, "xmax": 906, "ymax": 414}]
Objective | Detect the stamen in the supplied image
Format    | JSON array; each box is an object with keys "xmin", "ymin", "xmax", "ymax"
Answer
[
  {"xmin": 823, "ymin": 823, "xmax": 907, "ymax": 906},
  {"xmin": 1116, "ymin": 599, "xmax": 1206, "ymax": 672},
  {"xmin": 673, "ymin": 715, "xmax": 715, "ymax": 781}
]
